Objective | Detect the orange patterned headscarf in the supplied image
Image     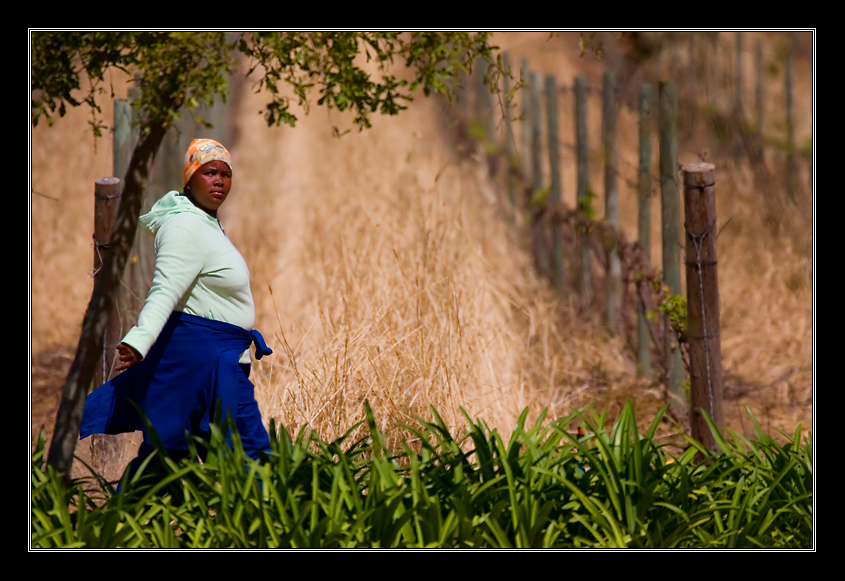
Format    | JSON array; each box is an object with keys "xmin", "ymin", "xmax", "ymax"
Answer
[{"xmin": 182, "ymin": 138, "xmax": 232, "ymax": 186}]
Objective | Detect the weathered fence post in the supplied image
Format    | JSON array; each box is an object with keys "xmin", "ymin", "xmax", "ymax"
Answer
[
  {"xmin": 475, "ymin": 56, "xmax": 495, "ymax": 146},
  {"xmin": 574, "ymin": 74, "xmax": 593, "ymax": 308},
  {"xmin": 113, "ymin": 99, "xmax": 133, "ymax": 188},
  {"xmin": 682, "ymin": 162, "xmax": 724, "ymax": 451},
  {"xmin": 658, "ymin": 80, "xmax": 685, "ymax": 415},
  {"xmin": 91, "ymin": 178, "xmax": 122, "ymax": 386},
  {"xmin": 602, "ymin": 70, "xmax": 621, "ymax": 330},
  {"xmin": 520, "ymin": 59, "xmax": 532, "ymax": 179},
  {"xmin": 114, "ymin": 97, "xmax": 147, "ymax": 309},
  {"xmin": 156, "ymin": 126, "xmax": 183, "ymax": 198},
  {"xmin": 502, "ymin": 52, "xmax": 519, "ymax": 220},
  {"xmin": 637, "ymin": 83, "xmax": 653, "ymax": 377},
  {"xmin": 528, "ymin": 70, "xmax": 548, "ymax": 278},
  {"xmin": 545, "ymin": 73, "xmax": 565, "ymax": 291},
  {"xmin": 90, "ymin": 176, "xmax": 122, "ymax": 474},
  {"xmin": 121, "ymin": 85, "xmax": 155, "ymax": 328}
]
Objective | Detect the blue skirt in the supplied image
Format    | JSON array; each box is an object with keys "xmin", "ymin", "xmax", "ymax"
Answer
[{"xmin": 79, "ymin": 312, "xmax": 272, "ymax": 454}]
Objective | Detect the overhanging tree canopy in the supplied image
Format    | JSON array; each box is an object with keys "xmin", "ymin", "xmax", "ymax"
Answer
[
  {"xmin": 30, "ymin": 30, "xmax": 504, "ymax": 476},
  {"xmin": 32, "ymin": 31, "xmax": 502, "ymax": 133}
]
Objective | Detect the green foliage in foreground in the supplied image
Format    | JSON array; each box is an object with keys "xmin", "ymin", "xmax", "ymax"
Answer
[{"xmin": 31, "ymin": 401, "xmax": 812, "ymax": 549}]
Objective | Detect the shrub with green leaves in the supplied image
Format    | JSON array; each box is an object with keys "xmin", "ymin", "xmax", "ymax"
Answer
[{"xmin": 31, "ymin": 401, "xmax": 812, "ymax": 549}]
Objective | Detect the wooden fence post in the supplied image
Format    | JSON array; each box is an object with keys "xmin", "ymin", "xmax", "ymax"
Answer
[
  {"xmin": 475, "ymin": 56, "xmax": 495, "ymax": 145},
  {"xmin": 520, "ymin": 59, "xmax": 532, "ymax": 178},
  {"xmin": 112, "ymin": 97, "xmax": 139, "ymax": 335},
  {"xmin": 575, "ymin": 75, "xmax": 593, "ymax": 307},
  {"xmin": 120, "ymin": 85, "xmax": 155, "ymax": 328},
  {"xmin": 545, "ymin": 73, "xmax": 565, "ymax": 291},
  {"xmin": 682, "ymin": 162, "xmax": 724, "ymax": 451},
  {"xmin": 603, "ymin": 70, "xmax": 621, "ymax": 330},
  {"xmin": 637, "ymin": 83, "xmax": 653, "ymax": 377},
  {"xmin": 113, "ymin": 99, "xmax": 133, "ymax": 187},
  {"xmin": 92, "ymin": 178, "xmax": 122, "ymax": 386},
  {"xmin": 90, "ymin": 176, "xmax": 122, "ymax": 474},
  {"xmin": 528, "ymin": 70, "xmax": 548, "ymax": 278},
  {"xmin": 658, "ymin": 80, "xmax": 685, "ymax": 414},
  {"xmin": 502, "ymin": 52, "xmax": 519, "ymax": 220}
]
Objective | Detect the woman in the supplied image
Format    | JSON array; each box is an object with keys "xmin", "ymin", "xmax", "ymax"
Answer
[{"xmin": 79, "ymin": 138, "xmax": 272, "ymax": 480}]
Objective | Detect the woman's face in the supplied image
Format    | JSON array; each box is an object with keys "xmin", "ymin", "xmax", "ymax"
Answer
[{"xmin": 187, "ymin": 160, "xmax": 232, "ymax": 217}]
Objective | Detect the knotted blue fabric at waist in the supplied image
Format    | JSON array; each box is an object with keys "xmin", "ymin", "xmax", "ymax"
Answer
[{"xmin": 79, "ymin": 311, "xmax": 273, "ymax": 450}]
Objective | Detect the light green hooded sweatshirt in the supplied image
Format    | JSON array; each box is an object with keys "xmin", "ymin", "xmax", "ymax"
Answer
[{"xmin": 121, "ymin": 191, "xmax": 255, "ymax": 363}]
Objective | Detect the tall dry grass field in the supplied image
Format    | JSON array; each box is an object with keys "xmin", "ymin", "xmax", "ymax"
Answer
[
  {"xmin": 30, "ymin": 32, "xmax": 812, "ymax": 478},
  {"xmin": 226, "ymin": 86, "xmax": 627, "ymax": 447}
]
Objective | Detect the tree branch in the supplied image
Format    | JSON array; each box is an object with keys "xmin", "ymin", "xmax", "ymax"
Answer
[{"xmin": 47, "ymin": 116, "xmax": 169, "ymax": 476}]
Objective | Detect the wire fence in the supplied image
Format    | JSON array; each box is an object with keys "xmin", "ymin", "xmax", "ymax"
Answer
[{"xmin": 446, "ymin": 31, "xmax": 810, "ymax": 431}]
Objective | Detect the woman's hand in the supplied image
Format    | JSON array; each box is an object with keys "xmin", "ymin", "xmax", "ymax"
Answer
[{"xmin": 115, "ymin": 342, "xmax": 143, "ymax": 372}]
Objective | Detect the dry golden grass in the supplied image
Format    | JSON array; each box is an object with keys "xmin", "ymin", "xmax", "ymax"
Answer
[
  {"xmin": 31, "ymin": 32, "xmax": 813, "ymax": 476},
  {"xmin": 227, "ymin": 86, "xmax": 626, "ymax": 445}
]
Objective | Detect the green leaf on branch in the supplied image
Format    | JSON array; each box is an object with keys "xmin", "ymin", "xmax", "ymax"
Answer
[
  {"xmin": 659, "ymin": 294, "xmax": 687, "ymax": 334},
  {"xmin": 530, "ymin": 185, "xmax": 551, "ymax": 208},
  {"xmin": 577, "ymin": 190, "xmax": 596, "ymax": 220}
]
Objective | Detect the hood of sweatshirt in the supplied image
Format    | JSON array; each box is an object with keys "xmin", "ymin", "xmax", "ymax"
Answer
[{"xmin": 139, "ymin": 190, "xmax": 220, "ymax": 235}]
